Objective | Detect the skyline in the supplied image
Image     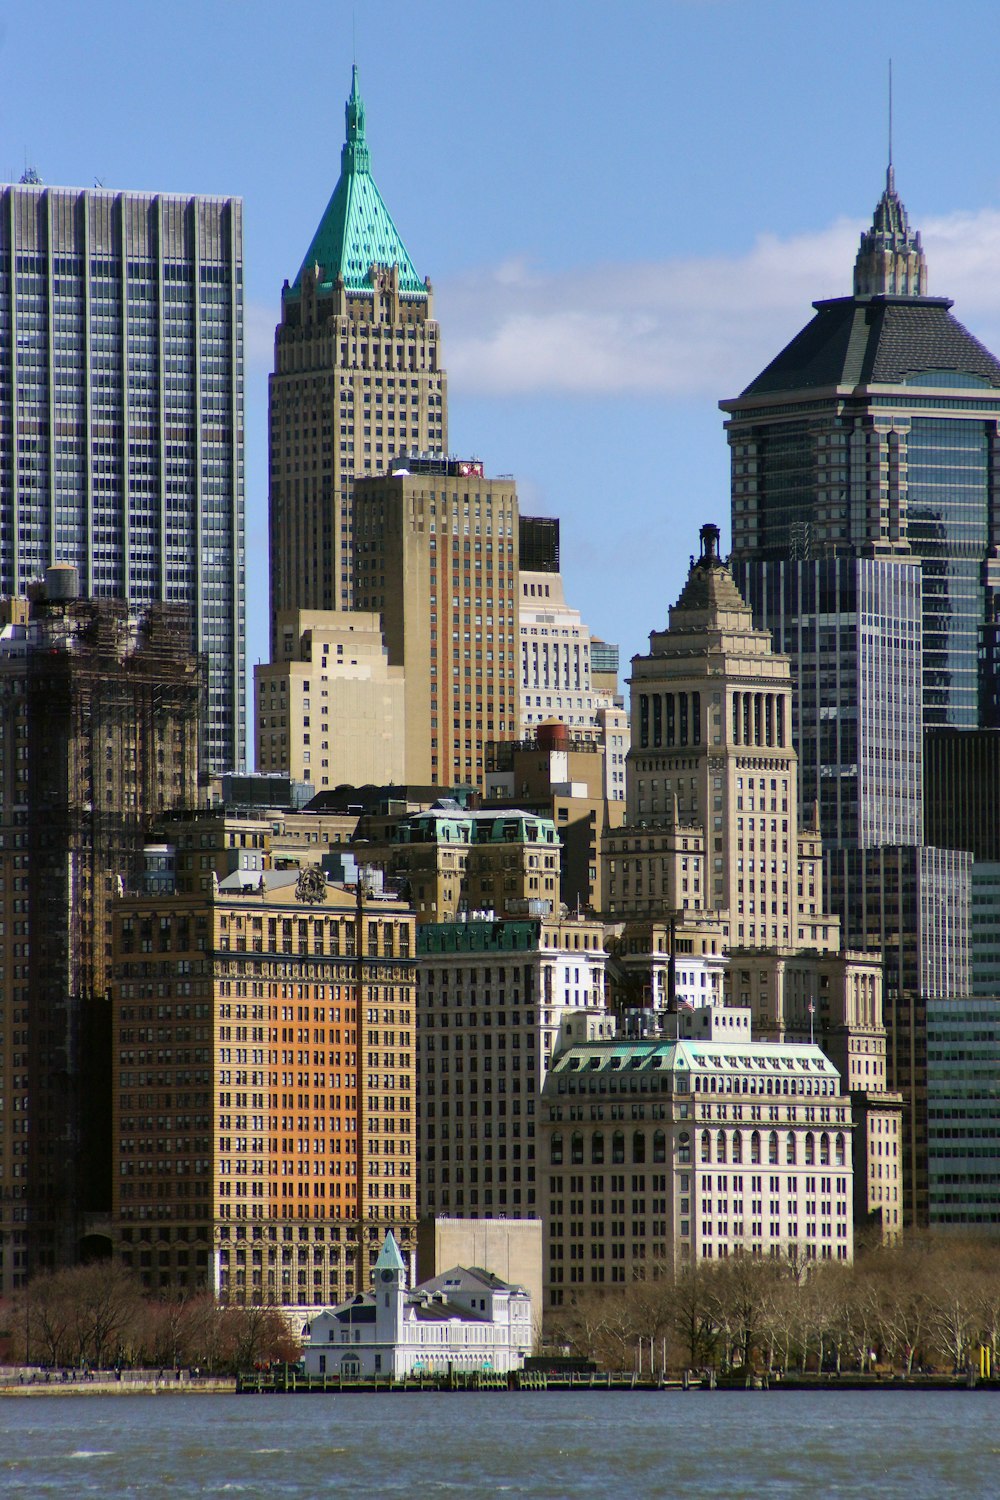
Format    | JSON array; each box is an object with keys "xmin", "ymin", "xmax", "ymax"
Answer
[{"xmin": 7, "ymin": 1, "xmax": 1000, "ymax": 727}]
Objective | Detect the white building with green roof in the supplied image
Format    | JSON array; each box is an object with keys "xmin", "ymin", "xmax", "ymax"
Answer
[
  {"xmin": 541, "ymin": 1006, "xmax": 854, "ymax": 1308},
  {"xmin": 301, "ymin": 1231, "xmax": 532, "ymax": 1379}
]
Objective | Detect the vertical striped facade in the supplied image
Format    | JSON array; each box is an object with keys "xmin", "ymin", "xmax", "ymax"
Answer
[{"xmin": 0, "ymin": 185, "xmax": 245, "ymax": 773}]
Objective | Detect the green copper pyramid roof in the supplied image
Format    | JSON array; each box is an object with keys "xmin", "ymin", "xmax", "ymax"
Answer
[
  {"xmin": 292, "ymin": 67, "xmax": 426, "ymax": 297},
  {"xmin": 374, "ymin": 1230, "xmax": 406, "ymax": 1274}
]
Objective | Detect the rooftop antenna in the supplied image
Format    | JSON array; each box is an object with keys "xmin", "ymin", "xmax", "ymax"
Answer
[{"xmin": 887, "ymin": 58, "xmax": 894, "ymax": 191}]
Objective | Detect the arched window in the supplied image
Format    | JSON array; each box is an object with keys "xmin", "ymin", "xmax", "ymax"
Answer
[
  {"xmin": 835, "ymin": 1132, "xmax": 846, "ymax": 1167},
  {"xmin": 750, "ymin": 1130, "xmax": 761, "ymax": 1165},
  {"xmin": 786, "ymin": 1132, "xmax": 796, "ymax": 1166},
  {"xmin": 768, "ymin": 1131, "xmax": 778, "ymax": 1165},
  {"xmin": 678, "ymin": 1131, "xmax": 691, "ymax": 1164},
  {"xmin": 612, "ymin": 1131, "xmax": 625, "ymax": 1164},
  {"xmin": 570, "ymin": 1132, "xmax": 583, "ymax": 1166},
  {"xmin": 653, "ymin": 1130, "xmax": 666, "ymax": 1164},
  {"xmin": 717, "ymin": 1130, "xmax": 728, "ymax": 1164},
  {"xmin": 820, "ymin": 1132, "xmax": 831, "ymax": 1167},
  {"xmin": 591, "ymin": 1131, "xmax": 605, "ymax": 1166},
  {"xmin": 805, "ymin": 1132, "xmax": 815, "ymax": 1166},
  {"xmin": 550, "ymin": 1132, "xmax": 563, "ymax": 1166},
  {"xmin": 633, "ymin": 1131, "xmax": 646, "ymax": 1165},
  {"xmin": 700, "ymin": 1130, "xmax": 711, "ymax": 1164},
  {"xmin": 732, "ymin": 1132, "xmax": 743, "ymax": 1164}
]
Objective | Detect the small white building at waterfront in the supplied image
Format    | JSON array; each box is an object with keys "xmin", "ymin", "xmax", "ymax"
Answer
[{"xmin": 302, "ymin": 1232, "xmax": 532, "ymax": 1379}]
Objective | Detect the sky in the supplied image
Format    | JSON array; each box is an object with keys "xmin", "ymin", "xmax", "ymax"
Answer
[{"xmin": 5, "ymin": 0, "xmax": 1000, "ymax": 726}]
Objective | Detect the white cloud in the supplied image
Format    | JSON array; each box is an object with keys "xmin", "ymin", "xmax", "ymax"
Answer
[
  {"xmin": 437, "ymin": 209, "xmax": 1000, "ymax": 399},
  {"xmin": 245, "ymin": 301, "xmax": 278, "ymax": 368}
]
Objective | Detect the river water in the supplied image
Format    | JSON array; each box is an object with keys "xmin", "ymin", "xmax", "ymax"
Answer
[{"xmin": 2, "ymin": 1389, "xmax": 998, "ymax": 1497}]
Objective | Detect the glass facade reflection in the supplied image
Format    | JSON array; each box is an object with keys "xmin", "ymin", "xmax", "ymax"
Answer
[
  {"xmin": 907, "ymin": 418, "xmax": 988, "ymax": 726},
  {"xmin": 0, "ymin": 186, "xmax": 245, "ymax": 774},
  {"xmin": 926, "ymin": 998, "xmax": 1000, "ymax": 1231},
  {"xmin": 734, "ymin": 556, "xmax": 923, "ymax": 850}
]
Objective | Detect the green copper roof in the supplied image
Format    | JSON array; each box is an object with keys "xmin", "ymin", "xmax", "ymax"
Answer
[
  {"xmin": 374, "ymin": 1230, "xmax": 406, "ymax": 1274},
  {"xmin": 292, "ymin": 67, "xmax": 425, "ymax": 297}
]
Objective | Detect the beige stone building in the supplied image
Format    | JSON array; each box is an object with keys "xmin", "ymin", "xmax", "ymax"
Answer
[
  {"xmin": 416, "ymin": 1217, "xmax": 544, "ymax": 1339},
  {"xmin": 605, "ymin": 917, "xmax": 729, "ymax": 1014},
  {"xmin": 484, "ymin": 721, "xmax": 626, "ymax": 915},
  {"xmin": 605, "ymin": 523, "xmax": 837, "ymax": 953},
  {"xmin": 725, "ymin": 948, "xmax": 902, "ymax": 1239},
  {"xmin": 604, "ymin": 524, "xmax": 903, "ymax": 1238},
  {"xmin": 364, "ymin": 805, "xmax": 561, "ymax": 924},
  {"xmin": 416, "ymin": 915, "xmax": 608, "ymax": 1227},
  {"xmin": 268, "ymin": 68, "xmax": 446, "ymax": 644},
  {"xmin": 541, "ymin": 1006, "xmax": 855, "ymax": 1306},
  {"xmin": 353, "ymin": 456, "xmax": 519, "ymax": 789},
  {"xmin": 519, "ymin": 570, "xmax": 624, "ymax": 751},
  {"xmin": 110, "ymin": 868, "xmax": 417, "ymax": 1309},
  {"xmin": 255, "ymin": 609, "xmax": 405, "ymax": 790}
]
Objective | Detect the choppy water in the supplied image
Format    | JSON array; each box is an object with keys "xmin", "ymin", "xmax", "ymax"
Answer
[{"xmin": 2, "ymin": 1389, "xmax": 999, "ymax": 1497}]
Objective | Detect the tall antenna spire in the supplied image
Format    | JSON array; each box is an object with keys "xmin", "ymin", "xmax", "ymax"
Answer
[{"xmin": 887, "ymin": 58, "xmax": 894, "ymax": 193}]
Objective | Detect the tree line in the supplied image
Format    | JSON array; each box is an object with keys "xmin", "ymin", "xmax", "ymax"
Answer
[
  {"xmin": 2, "ymin": 1263, "xmax": 302, "ymax": 1373},
  {"xmin": 550, "ymin": 1237, "xmax": 1000, "ymax": 1377}
]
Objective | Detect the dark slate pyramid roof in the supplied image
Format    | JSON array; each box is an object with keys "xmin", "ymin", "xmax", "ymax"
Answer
[{"xmin": 739, "ymin": 295, "xmax": 1000, "ymax": 398}]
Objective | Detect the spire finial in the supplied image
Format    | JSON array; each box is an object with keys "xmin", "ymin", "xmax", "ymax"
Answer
[
  {"xmin": 343, "ymin": 66, "xmax": 370, "ymax": 173},
  {"xmin": 887, "ymin": 58, "xmax": 894, "ymax": 194}
]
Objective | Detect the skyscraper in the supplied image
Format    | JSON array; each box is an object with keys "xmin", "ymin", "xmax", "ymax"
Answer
[
  {"xmin": 0, "ymin": 182, "xmax": 245, "ymax": 774},
  {"xmin": 268, "ymin": 68, "xmax": 447, "ymax": 647},
  {"xmin": 353, "ymin": 455, "xmax": 519, "ymax": 789},
  {"xmin": 0, "ymin": 569, "xmax": 202, "ymax": 1293},
  {"xmin": 724, "ymin": 164, "xmax": 1000, "ymax": 736},
  {"xmin": 722, "ymin": 170, "xmax": 994, "ymax": 1224}
]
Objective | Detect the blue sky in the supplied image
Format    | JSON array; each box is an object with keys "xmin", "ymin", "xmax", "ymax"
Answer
[{"xmin": 6, "ymin": 1, "xmax": 1000, "ymax": 719}]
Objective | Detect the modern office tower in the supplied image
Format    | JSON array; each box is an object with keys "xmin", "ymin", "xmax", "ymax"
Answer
[
  {"xmin": 367, "ymin": 804, "xmax": 562, "ymax": 924},
  {"xmin": 416, "ymin": 914, "xmax": 608, "ymax": 1223},
  {"xmin": 541, "ymin": 1005, "xmax": 854, "ymax": 1305},
  {"xmin": 0, "ymin": 182, "xmax": 244, "ymax": 775},
  {"xmin": 353, "ymin": 455, "xmax": 519, "ymax": 788},
  {"xmin": 0, "ymin": 569, "xmax": 201, "ymax": 1294},
  {"xmin": 484, "ymin": 719, "xmax": 627, "ymax": 914},
  {"xmin": 110, "ymin": 866, "xmax": 417, "ymax": 1307},
  {"xmin": 723, "ymin": 165, "xmax": 1000, "ymax": 732},
  {"xmin": 825, "ymin": 842, "xmax": 972, "ymax": 1226},
  {"xmin": 254, "ymin": 609, "xmax": 405, "ymax": 789},
  {"xmin": 269, "ymin": 68, "xmax": 446, "ymax": 644},
  {"xmin": 732, "ymin": 556, "xmax": 924, "ymax": 850},
  {"xmin": 926, "ymin": 998, "xmax": 1000, "ymax": 1233},
  {"xmin": 605, "ymin": 523, "xmax": 838, "ymax": 952},
  {"xmin": 828, "ymin": 845, "xmax": 972, "ymax": 1011},
  {"xmin": 924, "ymin": 727, "xmax": 1000, "ymax": 860},
  {"xmin": 971, "ymin": 865, "xmax": 1000, "ymax": 998}
]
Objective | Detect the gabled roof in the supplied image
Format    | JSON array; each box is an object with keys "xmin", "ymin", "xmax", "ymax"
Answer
[
  {"xmin": 418, "ymin": 1265, "xmax": 524, "ymax": 1296},
  {"xmin": 292, "ymin": 67, "xmax": 425, "ymax": 297}
]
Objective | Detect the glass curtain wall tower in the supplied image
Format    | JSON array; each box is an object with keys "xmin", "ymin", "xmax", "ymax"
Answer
[
  {"xmin": 723, "ymin": 165, "xmax": 1000, "ymax": 746},
  {"xmin": 0, "ymin": 184, "xmax": 245, "ymax": 775}
]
